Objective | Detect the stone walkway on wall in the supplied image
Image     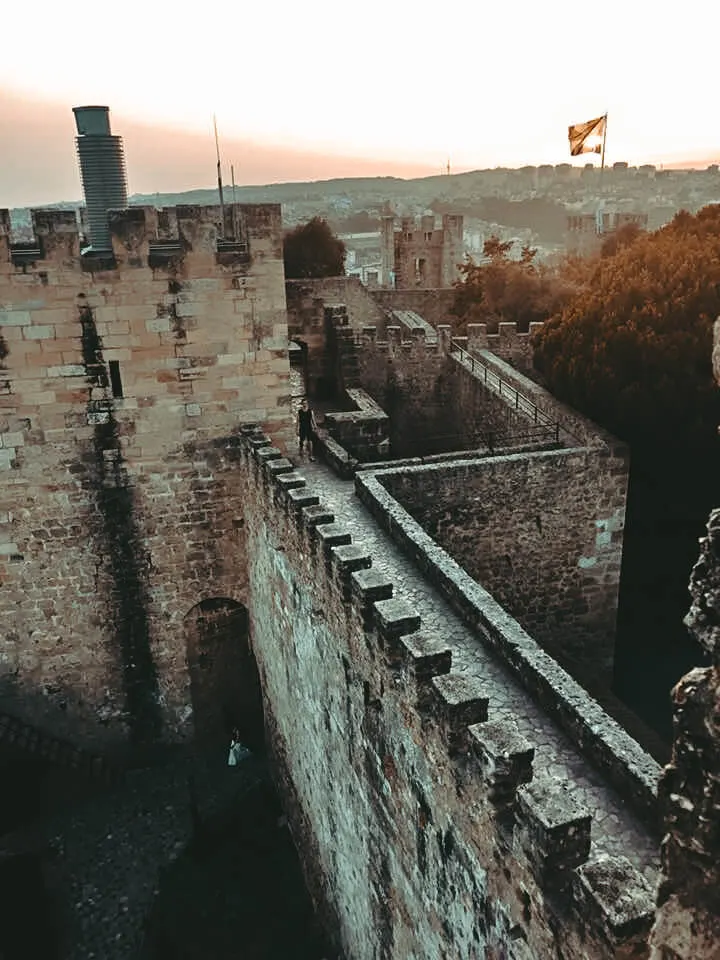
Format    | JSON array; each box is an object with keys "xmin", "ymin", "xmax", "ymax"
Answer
[{"xmin": 297, "ymin": 459, "xmax": 661, "ymax": 884}]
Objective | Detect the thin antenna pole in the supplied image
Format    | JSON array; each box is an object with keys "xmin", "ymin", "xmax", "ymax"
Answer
[
  {"xmin": 599, "ymin": 113, "xmax": 608, "ymax": 195},
  {"xmin": 214, "ymin": 113, "xmax": 225, "ymax": 238},
  {"xmin": 231, "ymin": 164, "xmax": 238, "ymax": 239}
]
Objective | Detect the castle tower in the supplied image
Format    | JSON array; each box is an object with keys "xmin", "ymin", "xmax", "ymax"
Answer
[
  {"xmin": 441, "ymin": 213, "xmax": 464, "ymax": 285},
  {"xmin": 72, "ymin": 105, "xmax": 128, "ymax": 251},
  {"xmin": 380, "ymin": 214, "xmax": 396, "ymax": 288}
]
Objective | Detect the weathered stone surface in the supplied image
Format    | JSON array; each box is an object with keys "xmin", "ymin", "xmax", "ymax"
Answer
[
  {"xmin": 355, "ymin": 467, "xmax": 662, "ymax": 829},
  {"xmin": 516, "ymin": 779, "xmax": 592, "ymax": 879},
  {"xmin": 574, "ymin": 855, "xmax": 656, "ymax": 950},
  {"xmin": 684, "ymin": 508, "xmax": 720, "ymax": 662},
  {"xmin": 242, "ymin": 443, "xmax": 660, "ymax": 960},
  {"xmin": 379, "ymin": 447, "xmax": 626, "ymax": 680},
  {"xmin": 398, "ymin": 632, "xmax": 452, "ymax": 680},
  {"xmin": 0, "ymin": 203, "xmax": 292, "ymax": 748},
  {"xmin": 430, "ymin": 673, "xmax": 489, "ymax": 728},
  {"xmin": 373, "ymin": 597, "xmax": 420, "ymax": 638},
  {"xmin": 469, "ymin": 720, "xmax": 534, "ymax": 802}
]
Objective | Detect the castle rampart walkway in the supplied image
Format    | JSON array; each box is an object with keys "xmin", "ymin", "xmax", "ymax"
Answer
[{"xmin": 299, "ymin": 460, "xmax": 660, "ymax": 884}]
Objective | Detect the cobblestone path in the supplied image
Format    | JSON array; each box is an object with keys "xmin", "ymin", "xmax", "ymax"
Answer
[{"xmin": 40, "ymin": 750, "xmax": 264, "ymax": 959}]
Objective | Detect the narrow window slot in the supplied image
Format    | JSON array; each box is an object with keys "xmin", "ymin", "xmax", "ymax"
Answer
[{"xmin": 108, "ymin": 360, "xmax": 124, "ymax": 399}]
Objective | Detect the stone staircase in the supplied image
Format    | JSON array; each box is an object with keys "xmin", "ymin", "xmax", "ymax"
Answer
[{"xmin": 0, "ymin": 710, "xmax": 121, "ymax": 785}]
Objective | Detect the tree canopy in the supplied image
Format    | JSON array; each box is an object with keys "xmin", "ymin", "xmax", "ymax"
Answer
[
  {"xmin": 532, "ymin": 205, "xmax": 720, "ymax": 450},
  {"xmin": 283, "ymin": 217, "xmax": 346, "ymax": 279},
  {"xmin": 450, "ymin": 236, "xmax": 571, "ymax": 335}
]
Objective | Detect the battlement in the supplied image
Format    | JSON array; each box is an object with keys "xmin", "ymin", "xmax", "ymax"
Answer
[
  {"xmin": 355, "ymin": 462, "xmax": 659, "ymax": 821},
  {"xmin": 463, "ymin": 321, "xmax": 544, "ymax": 375},
  {"xmin": 354, "ymin": 323, "xmax": 444, "ymax": 358},
  {"xmin": 0, "ymin": 203, "xmax": 282, "ymax": 274},
  {"xmin": 240, "ymin": 425, "xmax": 658, "ymax": 957},
  {"xmin": 468, "ymin": 320, "xmax": 545, "ymax": 348}
]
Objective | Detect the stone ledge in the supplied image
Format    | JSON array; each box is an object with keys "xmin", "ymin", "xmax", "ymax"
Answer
[
  {"xmin": 430, "ymin": 674, "xmax": 489, "ymax": 731},
  {"xmin": 573, "ymin": 855, "xmax": 656, "ymax": 944},
  {"xmin": 316, "ymin": 433, "xmax": 358, "ymax": 480},
  {"xmin": 330, "ymin": 544, "xmax": 372, "ymax": 602},
  {"xmin": 286, "ymin": 488, "xmax": 319, "ymax": 513},
  {"xmin": 351, "ymin": 568, "xmax": 394, "ymax": 630},
  {"xmin": 300, "ymin": 504, "xmax": 334, "ymax": 529},
  {"xmin": 468, "ymin": 720, "xmax": 534, "ymax": 805},
  {"xmin": 266, "ymin": 457, "xmax": 295, "ymax": 476},
  {"xmin": 314, "ymin": 523, "xmax": 352, "ymax": 557},
  {"xmin": 255, "ymin": 445, "xmax": 283, "ymax": 464},
  {"xmin": 373, "ymin": 597, "xmax": 421, "ymax": 639},
  {"xmin": 399, "ymin": 633, "xmax": 452, "ymax": 681},
  {"xmin": 351, "ymin": 568, "xmax": 394, "ymax": 605},
  {"xmin": 276, "ymin": 472, "xmax": 306, "ymax": 492},
  {"xmin": 330, "ymin": 543, "xmax": 372, "ymax": 575},
  {"xmin": 516, "ymin": 779, "xmax": 592, "ymax": 879}
]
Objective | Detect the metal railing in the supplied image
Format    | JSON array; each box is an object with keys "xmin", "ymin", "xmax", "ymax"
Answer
[{"xmin": 451, "ymin": 338, "xmax": 557, "ymax": 430}]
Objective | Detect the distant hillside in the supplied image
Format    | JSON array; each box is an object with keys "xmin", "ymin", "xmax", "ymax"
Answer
[{"xmin": 129, "ymin": 176, "xmax": 415, "ymax": 208}]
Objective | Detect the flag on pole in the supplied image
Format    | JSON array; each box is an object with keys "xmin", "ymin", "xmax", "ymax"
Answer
[{"xmin": 568, "ymin": 115, "xmax": 607, "ymax": 156}]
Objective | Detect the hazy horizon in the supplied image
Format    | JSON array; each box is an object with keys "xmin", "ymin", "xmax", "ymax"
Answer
[
  {"xmin": 2, "ymin": 88, "xmax": 717, "ymax": 211},
  {"xmin": 3, "ymin": 0, "xmax": 720, "ymax": 208}
]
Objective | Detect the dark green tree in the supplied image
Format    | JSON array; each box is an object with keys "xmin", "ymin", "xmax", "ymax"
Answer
[
  {"xmin": 283, "ymin": 218, "xmax": 346, "ymax": 279},
  {"xmin": 450, "ymin": 236, "xmax": 570, "ymax": 335}
]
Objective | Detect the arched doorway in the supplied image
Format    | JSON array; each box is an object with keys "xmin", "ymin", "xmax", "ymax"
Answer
[
  {"xmin": 289, "ymin": 338, "xmax": 309, "ymax": 397},
  {"xmin": 184, "ymin": 599, "xmax": 264, "ymax": 754}
]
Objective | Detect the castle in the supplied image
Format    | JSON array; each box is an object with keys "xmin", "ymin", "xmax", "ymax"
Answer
[
  {"xmin": 380, "ymin": 213, "xmax": 464, "ymax": 288},
  {"xmin": 0, "ymin": 110, "xmax": 718, "ymax": 959}
]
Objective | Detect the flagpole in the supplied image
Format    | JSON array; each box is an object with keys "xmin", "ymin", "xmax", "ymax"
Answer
[
  {"xmin": 596, "ymin": 114, "xmax": 608, "ymax": 235},
  {"xmin": 597, "ymin": 113, "xmax": 608, "ymax": 212}
]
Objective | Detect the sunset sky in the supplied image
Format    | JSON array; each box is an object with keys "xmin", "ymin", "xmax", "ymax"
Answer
[{"xmin": 2, "ymin": 0, "xmax": 719, "ymax": 207}]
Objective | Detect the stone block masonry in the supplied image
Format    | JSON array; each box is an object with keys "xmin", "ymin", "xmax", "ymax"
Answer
[
  {"xmin": 0, "ymin": 204, "xmax": 293, "ymax": 750},
  {"xmin": 240, "ymin": 427, "xmax": 658, "ymax": 960},
  {"xmin": 356, "ymin": 325, "xmax": 547, "ymax": 457},
  {"xmin": 354, "ymin": 467, "xmax": 659, "ymax": 829},
  {"xmin": 369, "ymin": 287, "xmax": 457, "ymax": 330},
  {"xmin": 379, "ymin": 446, "xmax": 628, "ymax": 680},
  {"xmin": 286, "ymin": 277, "xmax": 386, "ymax": 397}
]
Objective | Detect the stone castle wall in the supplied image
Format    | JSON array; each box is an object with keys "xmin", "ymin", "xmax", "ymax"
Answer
[
  {"xmin": 0, "ymin": 204, "xmax": 292, "ymax": 750},
  {"xmin": 467, "ymin": 321, "xmax": 543, "ymax": 376},
  {"xmin": 241, "ymin": 428, "xmax": 657, "ymax": 960},
  {"xmin": 379, "ymin": 448, "xmax": 627, "ymax": 678},
  {"xmin": 356, "ymin": 326, "xmax": 539, "ymax": 457},
  {"xmin": 285, "ymin": 277, "xmax": 386, "ymax": 396},
  {"xmin": 369, "ymin": 287, "xmax": 456, "ymax": 329}
]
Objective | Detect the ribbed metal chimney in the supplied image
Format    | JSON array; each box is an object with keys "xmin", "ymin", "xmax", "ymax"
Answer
[{"xmin": 72, "ymin": 106, "xmax": 128, "ymax": 251}]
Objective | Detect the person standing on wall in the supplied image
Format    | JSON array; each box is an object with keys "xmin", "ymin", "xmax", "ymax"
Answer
[{"xmin": 297, "ymin": 398, "xmax": 318, "ymax": 461}]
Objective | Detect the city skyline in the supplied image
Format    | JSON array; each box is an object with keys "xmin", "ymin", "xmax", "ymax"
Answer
[{"xmin": 2, "ymin": 0, "xmax": 719, "ymax": 206}]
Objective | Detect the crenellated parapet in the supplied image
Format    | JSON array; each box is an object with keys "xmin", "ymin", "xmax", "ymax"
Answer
[
  {"xmin": 466, "ymin": 321, "xmax": 544, "ymax": 374},
  {"xmin": 0, "ymin": 208, "xmax": 81, "ymax": 271},
  {"xmin": 354, "ymin": 323, "xmax": 444, "ymax": 359},
  {"xmin": 0, "ymin": 203, "xmax": 282, "ymax": 276},
  {"xmin": 239, "ymin": 423, "xmax": 657, "ymax": 958}
]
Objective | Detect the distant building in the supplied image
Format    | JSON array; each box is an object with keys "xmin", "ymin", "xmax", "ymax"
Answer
[
  {"xmin": 565, "ymin": 210, "xmax": 648, "ymax": 256},
  {"xmin": 381, "ymin": 213, "xmax": 464, "ymax": 288}
]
